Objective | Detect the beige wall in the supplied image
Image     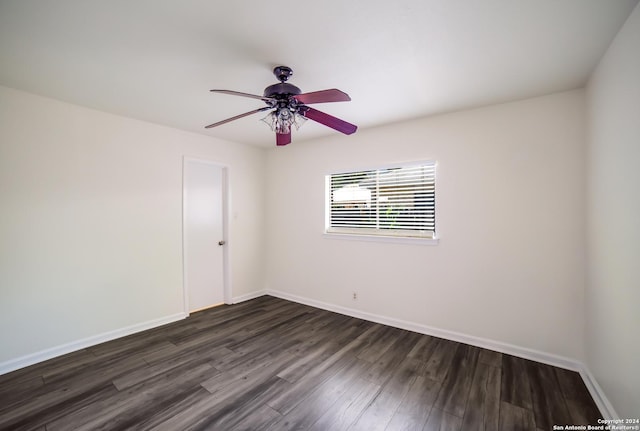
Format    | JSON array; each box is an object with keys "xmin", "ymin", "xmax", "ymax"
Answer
[
  {"xmin": 265, "ymin": 90, "xmax": 586, "ymax": 360},
  {"xmin": 586, "ymin": 3, "xmax": 640, "ymax": 418},
  {"xmin": 0, "ymin": 85, "xmax": 266, "ymax": 364}
]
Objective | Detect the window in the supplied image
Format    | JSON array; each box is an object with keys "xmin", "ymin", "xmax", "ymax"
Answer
[{"xmin": 326, "ymin": 162, "xmax": 436, "ymax": 240}]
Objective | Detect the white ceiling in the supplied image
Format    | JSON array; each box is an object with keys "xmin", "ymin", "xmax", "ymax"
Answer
[{"xmin": 0, "ymin": 0, "xmax": 637, "ymax": 148}]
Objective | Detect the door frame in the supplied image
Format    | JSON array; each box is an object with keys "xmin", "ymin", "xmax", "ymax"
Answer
[{"xmin": 182, "ymin": 156, "xmax": 231, "ymax": 315}]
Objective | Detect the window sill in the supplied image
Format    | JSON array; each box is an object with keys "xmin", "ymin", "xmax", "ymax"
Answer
[{"xmin": 323, "ymin": 232, "xmax": 439, "ymax": 245}]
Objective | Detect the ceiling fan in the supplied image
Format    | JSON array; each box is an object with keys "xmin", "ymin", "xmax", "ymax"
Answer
[{"xmin": 205, "ymin": 66, "xmax": 357, "ymax": 146}]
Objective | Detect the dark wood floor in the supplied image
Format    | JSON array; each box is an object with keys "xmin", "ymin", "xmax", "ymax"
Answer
[{"xmin": 0, "ymin": 296, "xmax": 601, "ymax": 431}]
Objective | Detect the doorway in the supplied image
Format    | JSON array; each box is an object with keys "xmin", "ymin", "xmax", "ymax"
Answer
[{"xmin": 183, "ymin": 158, "xmax": 228, "ymax": 313}]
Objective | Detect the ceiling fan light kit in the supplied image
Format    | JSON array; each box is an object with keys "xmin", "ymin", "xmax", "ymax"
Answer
[{"xmin": 206, "ymin": 66, "xmax": 357, "ymax": 146}]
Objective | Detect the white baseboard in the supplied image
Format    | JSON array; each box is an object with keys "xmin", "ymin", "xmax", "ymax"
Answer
[
  {"xmin": 231, "ymin": 290, "xmax": 267, "ymax": 304},
  {"xmin": 578, "ymin": 365, "xmax": 619, "ymax": 420},
  {"xmin": 264, "ymin": 289, "xmax": 617, "ymax": 419},
  {"xmin": 0, "ymin": 312, "xmax": 187, "ymax": 376}
]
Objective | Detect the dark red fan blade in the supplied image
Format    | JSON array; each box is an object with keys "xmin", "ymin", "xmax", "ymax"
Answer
[
  {"xmin": 205, "ymin": 106, "xmax": 271, "ymax": 129},
  {"xmin": 210, "ymin": 89, "xmax": 275, "ymax": 103},
  {"xmin": 276, "ymin": 132, "xmax": 292, "ymax": 146},
  {"xmin": 293, "ymin": 89, "xmax": 351, "ymax": 104},
  {"xmin": 300, "ymin": 107, "xmax": 357, "ymax": 135}
]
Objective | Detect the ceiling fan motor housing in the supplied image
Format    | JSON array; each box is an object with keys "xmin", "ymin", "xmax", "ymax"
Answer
[{"xmin": 263, "ymin": 82, "xmax": 301, "ymax": 99}]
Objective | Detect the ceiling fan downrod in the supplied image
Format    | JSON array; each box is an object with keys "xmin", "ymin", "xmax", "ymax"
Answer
[{"xmin": 273, "ymin": 65, "xmax": 293, "ymax": 82}]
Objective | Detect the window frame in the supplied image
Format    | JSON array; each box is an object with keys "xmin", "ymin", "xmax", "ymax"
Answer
[{"xmin": 324, "ymin": 161, "xmax": 438, "ymax": 245}]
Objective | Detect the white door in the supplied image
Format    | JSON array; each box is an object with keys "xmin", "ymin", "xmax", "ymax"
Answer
[{"xmin": 183, "ymin": 159, "xmax": 226, "ymax": 312}]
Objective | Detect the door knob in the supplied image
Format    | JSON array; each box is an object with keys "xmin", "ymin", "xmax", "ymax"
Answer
[{"xmin": 218, "ymin": 240, "xmax": 226, "ymax": 246}]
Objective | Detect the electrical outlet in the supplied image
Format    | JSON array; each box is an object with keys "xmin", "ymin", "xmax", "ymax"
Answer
[{"xmin": 352, "ymin": 292, "xmax": 358, "ymax": 300}]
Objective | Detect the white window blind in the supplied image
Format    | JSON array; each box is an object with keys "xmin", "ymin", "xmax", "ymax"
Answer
[{"xmin": 326, "ymin": 162, "xmax": 436, "ymax": 239}]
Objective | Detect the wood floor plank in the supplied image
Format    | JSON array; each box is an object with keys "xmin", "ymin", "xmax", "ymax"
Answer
[
  {"xmin": 208, "ymin": 339, "xmax": 300, "ymax": 380},
  {"xmin": 286, "ymin": 314, "xmax": 364, "ymax": 359},
  {"xmin": 111, "ymin": 344, "xmax": 231, "ymax": 391},
  {"xmin": 423, "ymin": 407, "xmax": 463, "ymax": 431},
  {"xmin": 265, "ymin": 325, "xmax": 381, "ymax": 415},
  {"xmin": 501, "ymin": 354, "xmax": 533, "ymax": 410},
  {"xmin": 348, "ymin": 357, "xmax": 419, "ymax": 431},
  {"xmin": 194, "ymin": 375, "xmax": 292, "ymax": 430},
  {"xmin": 460, "ymin": 363, "xmax": 501, "ymax": 431},
  {"xmin": 47, "ymin": 362, "xmax": 219, "ymax": 431},
  {"xmin": 407, "ymin": 333, "xmax": 438, "ymax": 361},
  {"xmin": 173, "ymin": 308, "xmax": 262, "ymax": 337},
  {"xmin": 237, "ymin": 309, "xmax": 308, "ymax": 342},
  {"xmin": 87, "ymin": 328, "xmax": 171, "ymax": 359},
  {"xmin": 554, "ymin": 367, "xmax": 602, "ymax": 425},
  {"xmin": 308, "ymin": 378, "xmax": 380, "ymax": 431},
  {"xmin": 220, "ymin": 379, "xmax": 292, "ymax": 431},
  {"xmin": 144, "ymin": 386, "xmax": 218, "ymax": 431},
  {"xmin": 484, "ymin": 364, "xmax": 501, "ymax": 429},
  {"xmin": 1, "ymin": 350, "xmax": 140, "ymax": 421},
  {"xmin": 478, "ymin": 349, "xmax": 502, "ymax": 368},
  {"xmin": 266, "ymin": 351, "xmax": 359, "ymax": 416},
  {"xmin": 356, "ymin": 325, "xmax": 405, "ymax": 363},
  {"xmin": 0, "ymin": 349, "xmax": 94, "ymax": 382},
  {"xmin": 362, "ymin": 330, "xmax": 423, "ymax": 385},
  {"xmin": 0, "ymin": 296, "xmax": 602, "ymax": 431},
  {"xmin": 276, "ymin": 340, "xmax": 342, "ymax": 383},
  {"xmin": 0, "ymin": 380, "xmax": 118, "ymax": 431},
  {"xmin": 41, "ymin": 350, "xmax": 148, "ymax": 388},
  {"xmin": 167, "ymin": 327, "xmax": 250, "ymax": 358},
  {"xmin": 225, "ymin": 310, "xmax": 314, "ymax": 355},
  {"xmin": 266, "ymin": 358, "xmax": 370, "ymax": 431},
  {"xmin": 421, "ymin": 338, "xmax": 459, "ymax": 382},
  {"xmin": 171, "ymin": 302, "xmax": 295, "ymax": 347},
  {"xmin": 384, "ymin": 375, "xmax": 441, "ymax": 431},
  {"xmin": 200, "ymin": 348, "xmax": 299, "ymax": 401},
  {"xmin": 0, "ymin": 374, "xmax": 44, "ymax": 412},
  {"xmin": 498, "ymin": 401, "xmax": 536, "ymax": 431},
  {"xmin": 0, "ymin": 349, "xmax": 97, "ymax": 406},
  {"xmin": 227, "ymin": 403, "xmax": 283, "ymax": 431},
  {"xmin": 527, "ymin": 360, "xmax": 573, "ymax": 430},
  {"xmin": 433, "ymin": 343, "xmax": 480, "ymax": 418}
]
